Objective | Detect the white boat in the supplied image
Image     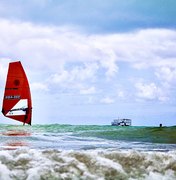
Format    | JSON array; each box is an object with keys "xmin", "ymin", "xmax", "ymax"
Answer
[{"xmin": 111, "ymin": 118, "xmax": 131, "ymax": 126}]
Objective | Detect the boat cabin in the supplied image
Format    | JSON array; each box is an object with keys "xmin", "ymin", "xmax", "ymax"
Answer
[{"xmin": 111, "ymin": 119, "xmax": 131, "ymax": 126}]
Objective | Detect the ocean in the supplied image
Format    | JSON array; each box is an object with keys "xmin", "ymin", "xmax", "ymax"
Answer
[{"xmin": 0, "ymin": 124, "xmax": 176, "ymax": 180}]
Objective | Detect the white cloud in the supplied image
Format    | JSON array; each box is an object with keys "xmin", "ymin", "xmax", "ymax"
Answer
[
  {"xmin": 135, "ymin": 82, "xmax": 167, "ymax": 101},
  {"xmin": 155, "ymin": 66, "xmax": 176, "ymax": 84},
  {"xmin": 31, "ymin": 82, "xmax": 49, "ymax": 91},
  {"xmin": 48, "ymin": 63, "xmax": 99, "ymax": 92},
  {"xmin": 0, "ymin": 18, "xmax": 176, "ymax": 105},
  {"xmin": 100, "ymin": 97, "xmax": 115, "ymax": 104},
  {"xmin": 80, "ymin": 87, "xmax": 96, "ymax": 95},
  {"xmin": 0, "ymin": 58, "xmax": 9, "ymax": 84},
  {"xmin": 0, "ymin": 19, "xmax": 176, "ymax": 74},
  {"xmin": 117, "ymin": 90, "xmax": 125, "ymax": 98}
]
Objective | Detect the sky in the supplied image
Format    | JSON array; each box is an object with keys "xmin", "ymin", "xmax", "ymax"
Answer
[{"xmin": 0, "ymin": 0, "xmax": 176, "ymax": 126}]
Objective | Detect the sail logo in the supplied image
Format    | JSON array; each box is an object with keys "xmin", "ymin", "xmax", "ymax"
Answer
[{"xmin": 5, "ymin": 95, "xmax": 20, "ymax": 99}]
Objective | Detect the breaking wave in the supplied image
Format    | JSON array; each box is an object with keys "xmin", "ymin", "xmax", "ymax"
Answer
[{"xmin": 0, "ymin": 148, "xmax": 176, "ymax": 180}]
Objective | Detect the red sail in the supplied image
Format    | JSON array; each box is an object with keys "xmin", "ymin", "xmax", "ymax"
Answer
[{"xmin": 2, "ymin": 61, "xmax": 32, "ymax": 125}]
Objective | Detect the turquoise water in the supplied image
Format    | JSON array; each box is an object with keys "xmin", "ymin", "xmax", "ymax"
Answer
[
  {"xmin": 0, "ymin": 124, "xmax": 176, "ymax": 150},
  {"xmin": 0, "ymin": 124, "xmax": 176, "ymax": 179}
]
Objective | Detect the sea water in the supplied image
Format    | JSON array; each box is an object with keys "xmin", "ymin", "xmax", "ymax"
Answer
[{"xmin": 0, "ymin": 124, "xmax": 176, "ymax": 180}]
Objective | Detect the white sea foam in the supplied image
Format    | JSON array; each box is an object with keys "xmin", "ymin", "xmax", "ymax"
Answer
[{"xmin": 0, "ymin": 148, "xmax": 175, "ymax": 180}]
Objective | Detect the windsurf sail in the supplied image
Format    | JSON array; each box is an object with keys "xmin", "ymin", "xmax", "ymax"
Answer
[{"xmin": 2, "ymin": 61, "xmax": 32, "ymax": 125}]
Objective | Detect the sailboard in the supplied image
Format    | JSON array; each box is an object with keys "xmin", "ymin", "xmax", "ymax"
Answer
[{"xmin": 1, "ymin": 61, "xmax": 32, "ymax": 125}]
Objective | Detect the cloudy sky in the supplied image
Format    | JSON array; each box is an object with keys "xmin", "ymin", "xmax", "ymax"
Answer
[{"xmin": 0, "ymin": 0, "xmax": 176, "ymax": 126}]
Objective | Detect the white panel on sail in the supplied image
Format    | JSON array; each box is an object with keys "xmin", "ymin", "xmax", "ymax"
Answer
[{"xmin": 6, "ymin": 99, "xmax": 28, "ymax": 116}]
